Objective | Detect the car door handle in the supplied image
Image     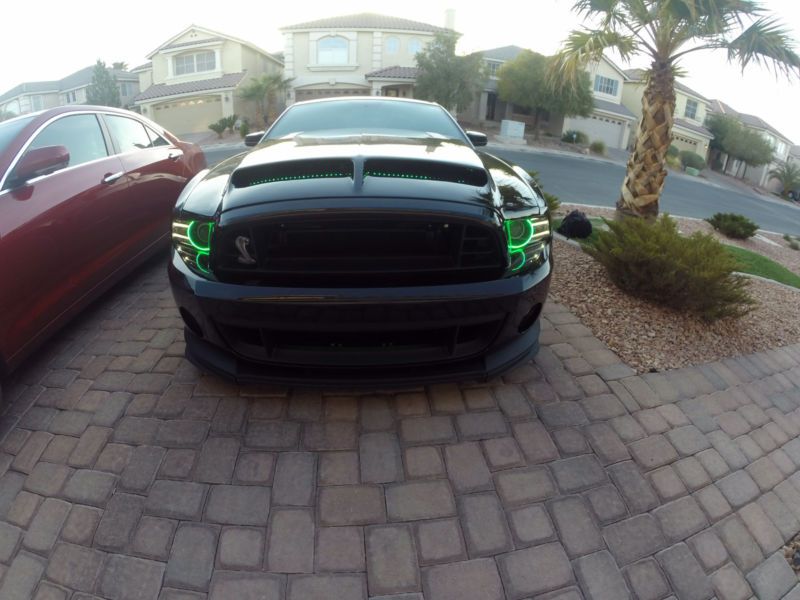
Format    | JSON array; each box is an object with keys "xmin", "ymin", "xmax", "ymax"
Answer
[
  {"xmin": 102, "ymin": 171, "xmax": 124, "ymax": 184},
  {"xmin": 168, "ymin": 150, "xmax": 184, "ymax": 161}
]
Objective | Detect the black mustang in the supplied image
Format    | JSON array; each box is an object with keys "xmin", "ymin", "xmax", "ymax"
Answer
[{"xmin": 168, "ymin": 97, "xmax": 552, "ymax": 385}]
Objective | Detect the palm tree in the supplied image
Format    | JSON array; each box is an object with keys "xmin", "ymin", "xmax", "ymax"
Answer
[
  {"xmin": 111, "ymin": 61, "xmax": 128, "ymax": 71},
  {"xmin": 553, "ymin": 1, "xmax": 799, "ymax": 218},
  {"xmin": 768, "ymin": 161, "xmax": 800, "ymax": 197},
  {"xmin": 238, "ymin": 73, "xmax": 294, "ymax": 127}
]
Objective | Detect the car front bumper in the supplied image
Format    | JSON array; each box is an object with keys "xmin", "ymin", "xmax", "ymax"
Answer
[{"xmin": 168, "ymin": 251, "xmax": 551, "ymax": 387}]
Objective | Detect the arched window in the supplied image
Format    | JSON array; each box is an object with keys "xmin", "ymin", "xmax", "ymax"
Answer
[
  {"xmin": 385, "ymin": 37, "xmax": 400, "ymax": 54},
  {"xmin": 407, "ymin": 39, "xmax": 422, "ymax": 55},
  {"xmin": 318, "ymin": 36, "xmax": 349, "ymax": 65}
]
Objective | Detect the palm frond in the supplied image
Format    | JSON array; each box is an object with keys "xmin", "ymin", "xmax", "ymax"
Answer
[
  {"xmin": 551, "ymin": 29, "xmax": 637, "ymax": 83},
  {"xmin": 725, "ymin": 16, "xmax": 800, "ymax": 77}
]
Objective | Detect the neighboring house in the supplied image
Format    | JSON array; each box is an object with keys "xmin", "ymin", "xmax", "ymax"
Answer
[
  {"xmin": 462, "ymin": 45, "xmax": 525, "ymax": 124},
  {"xmin": 789, "ymin": 145, "xmax": 800, "ymax": 169},
  {"xmin": 281, "ymin": 13, "xmax": 449, "ymax": 103},
  {"xmin": 133, "ymin": 25, "xmax": 283, "ymax": 135},
  {"xmin": 622, "ymin": 69, "xmax": 713, "ymax": 158},
  {"xmin": 0, "ymin": 66, "xmax": 138, "ymax": 115},
  {"xmin": 708, "ymin": 99, "xmax": 794, "ymax": 192},
  {"xmin": 58, "ymin": 65, "xmax": 139, "ymax": 108},
  {"xmin": 464, "ymin": 51, "xmax": 635, "ymax": 150}
]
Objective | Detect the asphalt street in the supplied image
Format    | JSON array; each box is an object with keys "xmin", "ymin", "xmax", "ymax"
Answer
[{"xmin": 201, "ymin": 144, "xmax": 800, "ymax": 236}]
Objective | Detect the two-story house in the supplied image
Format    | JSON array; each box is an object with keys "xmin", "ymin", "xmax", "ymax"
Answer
[
  {"xmin": 463, "ymin": 45, "xmax": 525, "ymax": 125},
  {"xmin": 622, "ymin": 69, "xmax": 713, "ymax": 158},
  {"xmin": 133, "ymin": 25, "xmax": 283, "ymax": 135},
  {"xmin": 0, "ymin": 66, "xmax": 138, "ymax": 116},
  {"xmin": 281, "ymin": 13, "xmax": 448, "ymax": 103},
  {"xmin": 709, "ymin": 99, "xmax": 794, "ymax": 192}
]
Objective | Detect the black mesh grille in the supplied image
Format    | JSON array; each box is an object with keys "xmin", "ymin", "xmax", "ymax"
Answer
[{"xmin": 213, "ymin": 214, "xmax": 504, "ymax": 287}]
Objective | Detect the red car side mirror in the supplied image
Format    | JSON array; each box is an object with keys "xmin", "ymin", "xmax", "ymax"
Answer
[{"xmin": 11, "ymin": 145, "xmax": 70, "ymax": 186}]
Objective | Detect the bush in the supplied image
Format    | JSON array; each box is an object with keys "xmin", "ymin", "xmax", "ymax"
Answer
[
  {"xmin": 544, "ymin": 192, "xmax": 561, "ymax": 213},
  {"xmin": 667, "ymin": 145, "xmax": 680, "ymax": 158},
  {"xmin": 585, "ymin": 215, "xmax": 755, "ymax": 321},
  {"xmin": 221, "ymin": 114, "xmax": 237, "ymax": 133},
  {"xmin": 561, "ymin": 130, "xmax": 588, "ymax": 144},
  {"xmin": 239, "ymin": 118, "xmax": 250, "ymax": 139},
  {"xmin": 679, "ymin": 150, "xmax": 705, "ymax": 171},
  {"xmin": 666, "ymin": 155, "xmax": 682, "ymax": 170},
  {"xmin": 589, "ymin": 140, "xmax": 606, "ymax": 155},
  {"xmin": 208, "ymin": 120, "xmax": 226, "ymax": 138},
  {"xmin": 706, "ymin": 213, "xmax": 759, "ymax": 239},
  {"xmin": 790, "ymin": 241, "xmax": 800, "ymax": 251}
]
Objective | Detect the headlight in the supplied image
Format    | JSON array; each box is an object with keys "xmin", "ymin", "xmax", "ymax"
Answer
[
  {"xmin": 505, "ymin": 215, "xmax": 551, "ymax": 274},
  {"xmin": 172, "ymin": 218, "xmax": 214, "ymax": 276}
]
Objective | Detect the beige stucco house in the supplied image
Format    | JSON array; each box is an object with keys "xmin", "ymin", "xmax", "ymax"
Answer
[
  {"xmin": 281, "ymin": 13, "xmax": 449, "ymax": 103},
  {"xmin": 622, "ymin": 70, "xmax": 713, "ymax": 158},
  {"xmin": 708, "ymin": 99, "xmax": 794, "ymax": 192},
  {"xmin": 133, "ymin": 25, "xmax": 284, "ymax": 135},
  {"xmin": 0, "ymin": 66, "xmax": 139, "ymax": 116}
]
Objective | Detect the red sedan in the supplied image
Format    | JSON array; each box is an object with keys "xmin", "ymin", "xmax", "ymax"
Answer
[{"xmin": 0, "ymin": 105, "xmax": 206, "ymax": 377}]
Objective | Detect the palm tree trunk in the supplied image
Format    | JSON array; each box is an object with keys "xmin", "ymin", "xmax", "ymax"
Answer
[{"xmin": 617, "ymin": 62, "xmax": 675, "ymax": 218}]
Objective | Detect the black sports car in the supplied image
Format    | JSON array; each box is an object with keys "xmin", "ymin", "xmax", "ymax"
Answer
[{"xmin": 168, "ymin": 97, "xmax": 552, "ymax": 385}]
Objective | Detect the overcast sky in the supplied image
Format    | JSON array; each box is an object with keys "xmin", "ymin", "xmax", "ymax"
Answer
[{"xmin": 4, "ymin": 0, "xmax": 799, "ymax": 143}]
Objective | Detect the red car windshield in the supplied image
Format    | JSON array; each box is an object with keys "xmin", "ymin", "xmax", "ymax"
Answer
[{"xmin": 0, "ymin": 115, "xmax": 36, "ymax": 157}]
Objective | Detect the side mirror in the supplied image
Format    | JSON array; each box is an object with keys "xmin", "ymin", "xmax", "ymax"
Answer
[
  {"xmin": 11, "ymin": 145, "xmax": 70, "ymax": 186},
  {"xmin": 466, "ymin": 131, "xmax": 488, "ymax": 147},
  {"xmin": 244, "ymin": 131, "xmax": 266, "ymax": 147}
]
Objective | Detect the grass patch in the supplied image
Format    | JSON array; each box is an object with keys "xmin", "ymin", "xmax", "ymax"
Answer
[{"xmin": 723, "ymin": 245, "xmax": 800, "ymax": 289}]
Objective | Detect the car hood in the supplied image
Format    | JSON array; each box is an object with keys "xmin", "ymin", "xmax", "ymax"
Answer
[{"xmin": 178, "ymin": 134, "xmax": 545, "ymax": 218}]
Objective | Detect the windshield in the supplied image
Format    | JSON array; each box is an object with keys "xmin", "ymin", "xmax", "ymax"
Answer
[
  {"xmin": 265, "ymin": 100, "xmax": 466, "ymax": 141},
  {"xmin": 0, "ymin": 115, "xmax": 35, "ymax": 156}
]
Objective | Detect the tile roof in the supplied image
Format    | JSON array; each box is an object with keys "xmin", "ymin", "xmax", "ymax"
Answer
[
  {"xmin": 131, "ymin": 62, "xmax": 152, "ymax": 72},
  {"xmin": 624, "ymin": 68, "xmax": 709, "ymax": 101},
  {"xmin": 481, "ymin": 46, "xmax": 526, "ymax": 62},
  {"xmin": 674, "ymin": 117, "xmax": 713, "ymax": 138},
  {"xmin": 58, "ymin": 66, "xmax": 137, "ymax": 92},
  {"xmin": 0, "ymin": 81, "xmax": 59, "ymax": 103},
  {"xmin": 163, "ymin": 37, "xmax": 224, "ymax": 50},
  {"xmin": 708, "ymin": 98, "xmax": 791, "ymax": 142},
  {"xmin": 134, "ymin": 72, "xmax": 246, "ymax": 102},
  {"xmin": 282, "ymin": 13, "xmax": 447, "ymax": 33},
  {"xmin": 365, "ymin": 66, "xmax": 419, "ymax": 79},
  {"xmin": 593, "ymin": 98, "xmax": 635, "ymax": 119}
]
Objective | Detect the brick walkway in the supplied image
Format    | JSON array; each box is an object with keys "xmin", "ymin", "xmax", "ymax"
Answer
[{"xmin": 2, "ymin": 257, "xmax": 800, "ymax": 600}]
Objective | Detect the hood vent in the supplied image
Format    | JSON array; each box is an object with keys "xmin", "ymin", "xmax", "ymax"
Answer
[
  {"xmin": 365, "ymin": 159, "xmax": 488, "ymax": 187},
  {"xmin": 231, "ymin": 158, "xmax": 354, "ymax": 188}
]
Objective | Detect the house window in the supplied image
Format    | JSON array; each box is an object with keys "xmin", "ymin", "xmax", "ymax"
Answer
[
  {"xmin": 119, "ymin": 82, "xmax": 132, "ymax": 97},
  {"xmin": 66, "ymin": 91, "xmax": 77, "ymax": 103},
  {"xmin": 685, "ymin": 99, "xmax": 698, "ymax": 120},
  {"xmin": 31, "ymin": 95, "xmax": 44, "ymax": 111},
  {"xmin": 408, "ymin": 39, "xmax": 422, "ymax": 55},
  {"xmin": 386, "ymin": 37, "xmax": 399, "ymax": 54},
  {"xmin": 317, "ymin": 36, "xmax": 349, "ymax": 65},
  {"xmin": 487, "ymin": 61, "xmax": 501, "ymax": 77},
  {"xmin": 593, "ymin": 75, "xmax": 619, "ymax": 96},
  {"xmin": 174, "ymin": 51, "xmax": 216, "ymax": 75}
]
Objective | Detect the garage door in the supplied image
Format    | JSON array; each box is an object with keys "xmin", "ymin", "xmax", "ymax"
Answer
[
  {"xmin": 573, "ymin": 115, "xmax": 626, "ymax": 149},
  {"xmin": 295, "ymin": 88, "xmax": 370, "ymax": 102},
  {"xmin": 151, "ymin": 95, "xmax": 223, "ymax": 135}
]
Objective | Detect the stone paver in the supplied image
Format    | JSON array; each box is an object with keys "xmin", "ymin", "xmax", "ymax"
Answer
[{"xmin": 2, "ymin": 259, "xmax": 800, "ymax": 600}]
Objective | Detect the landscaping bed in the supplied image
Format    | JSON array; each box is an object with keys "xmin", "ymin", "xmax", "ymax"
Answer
[{"xmin": 549, "ymin": 206, "xmax": 800, "ymax": 372}]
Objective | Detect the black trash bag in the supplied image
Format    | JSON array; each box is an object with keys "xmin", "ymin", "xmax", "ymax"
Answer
[{"xmin": 557, "ymin": 210, "xmax": 593, "ymax": 239}]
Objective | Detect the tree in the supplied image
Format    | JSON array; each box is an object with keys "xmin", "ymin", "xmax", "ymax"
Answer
[
  {"xmin": 238, "ymin": 73, "xmax": 293, "ymax": 127},
  {"xmin": 768, "ymin": 161, "xmax": 800, "ymax": 196},
  {"xmin": 414, "ymin": 31, "xmax": 486, "ymax": 113},
  {"xmin": 111, "ymin": 62, "xmax": 128, "ymax": 71},
  {"xmin": 552, "ymin": 0, "xmax": 800, "ymax": 218},
  {"xmin": 721, "ymin": 125, "xmax": 774, "ymax": 178},
  {"xmin": 497, "ymin": 50, "xmax": 593, "ymax": 139},
  {"xmin": 86, "ymin": 60, "xmax": 121, "ymax": 107},
  {"xmin": 706, "ymin": 113, "xmax": 739, "ymax": 169}
]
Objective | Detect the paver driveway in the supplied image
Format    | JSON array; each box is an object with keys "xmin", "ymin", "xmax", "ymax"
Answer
[{"xmin": 2, "ymin": 254, "xmax": 800, "ymax": 600}]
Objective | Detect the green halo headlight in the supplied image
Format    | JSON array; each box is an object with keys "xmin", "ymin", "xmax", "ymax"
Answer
[
  {"xmin": 187, "ymin": 221, "xmax": 213, "ymax": 252},
  {"xmin": 505, "ymin": 215, "xmax": 551, "ymax": 275},
  {"xmin": 173, "ymin": 218, "xmax": 214, "ymax": 277}
]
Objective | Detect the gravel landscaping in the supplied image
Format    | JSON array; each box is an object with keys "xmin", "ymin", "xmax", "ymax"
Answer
[{"xmin": 550, "ymin": 206, "xmax": 800, "ymax": 372}]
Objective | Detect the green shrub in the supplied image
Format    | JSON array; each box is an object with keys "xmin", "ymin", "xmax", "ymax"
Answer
[
  {"xmin": 784, "ymin": 234, "xmax": 793, "ymax": 242},
  {"xmin": 585, "ymin": 215, "xmax": 755, "ymax": 321},
  {"xmin": 239, "ymin": 118, "xmax": 250, "ymax": 138},
  {"xmin": 589, "ymin": 140, "xmax": 606, "ymax": 155},
  {"xmin": 679, "ymin": 150, "xmax": 705, "ymax": 170},
  {"xmin": 706, "ymin": 213, "xmax": 759, "ymax": 239},
  {"xmin": 790, "ymin": 241, "xmax": 800, "ymax": 251},
  {"xmin": 667, "ymin": 145, "xmax": 680, "ymax": 158},
  {"xmin": 208, "ymin": 120, "xmax": 226, "ymax": 138},
  {"xmin": 544, "ymin": 192, "xmax": 561, "ymax": 213},
  {"xmin": 561, "ymin": 130, "xmax": 588, "ymax": 144},
  {"xmin": 666, "ymin": 155, "xmax": 682, "ymax": 169},
  {"xmin": 222, "ymin": 114, "xmax": 237, "ymax": 133}
]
